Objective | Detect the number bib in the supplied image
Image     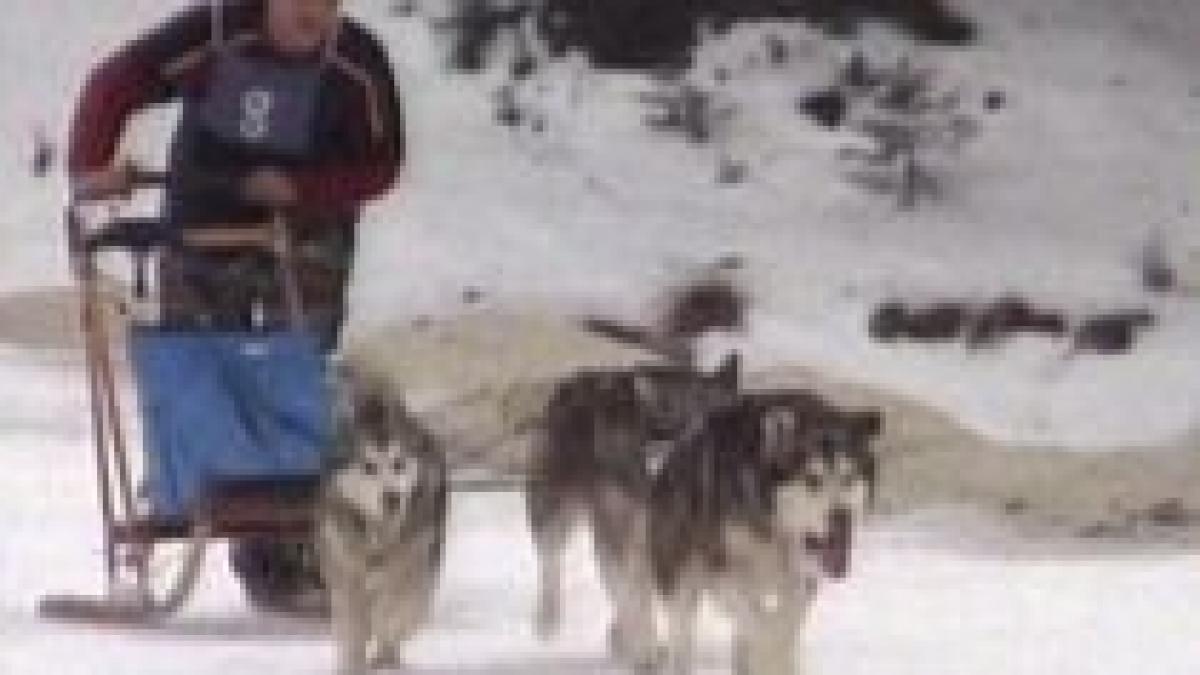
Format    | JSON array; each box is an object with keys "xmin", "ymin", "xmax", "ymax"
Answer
[{"xmin": 191, "ymin": 46, "xmax": 324, "ymax": 157}]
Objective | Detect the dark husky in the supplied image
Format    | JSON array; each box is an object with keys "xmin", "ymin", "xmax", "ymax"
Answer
[
  {"xmin": 525, "ymin": 354, "xmax": 741, "ymax": 669},
  {"xmin": 649, "ymin": 391, "xmax": 882, "ymax": 675},
  {"xmin": 317, "ymin": 367, "xmax": 449, "ymax": 675},
  {"xmin": 525, "ymin": 269, "xmax": 747, "ymax": 669}
]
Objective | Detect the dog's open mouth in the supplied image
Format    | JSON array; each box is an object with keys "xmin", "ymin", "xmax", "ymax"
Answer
[{"xmin": 805, "ymin": 508, "xmax": 852, "ymax": 580}]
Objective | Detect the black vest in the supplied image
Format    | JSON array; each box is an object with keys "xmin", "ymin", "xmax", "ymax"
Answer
[{"xmin": 166, "ymin": 38, "xmax": 327, "ymax": 227}]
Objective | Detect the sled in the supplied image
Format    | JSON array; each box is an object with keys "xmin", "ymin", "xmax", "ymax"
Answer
[
  {"xmin": 38, "ymin": 174, "xmax": 334, "ymax": 624},
  {"xmin": 37, "ymin": 172, "xmax": 530, "ymax": 626}
]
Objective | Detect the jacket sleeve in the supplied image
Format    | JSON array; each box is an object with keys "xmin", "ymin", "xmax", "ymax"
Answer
[
  {"xmin": 67, "ymin": 6, "xmax": 217, "ymax": 176},
  {"xmin": 290, "ymin": 22, "xmax": 406, "ymax": 209}
]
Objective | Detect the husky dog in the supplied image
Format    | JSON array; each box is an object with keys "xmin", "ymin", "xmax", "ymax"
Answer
[
  {"xmin": 317, "ymin": 367, "xmax": 448, "ymax": 675},
  {"xmin": 649, "ymin": 391, "xmax": 882, "ymax": 675},
  {"xmin": 525, "ymin": 354, "xmax": 740, "ymax": 669},
  {"xmin": 524, "ymin": 270, "xmax": 747, "ymax": 669}
]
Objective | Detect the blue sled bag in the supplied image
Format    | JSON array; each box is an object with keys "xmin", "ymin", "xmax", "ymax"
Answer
[{"xmin": 128, "ymin": 327, "xmax": 332, "ymax": 519}]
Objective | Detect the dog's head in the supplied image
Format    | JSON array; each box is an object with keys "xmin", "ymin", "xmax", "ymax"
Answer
[
  {"xmin": 753, "ymin": 395, "xmax": 882, "ymax": 580},
  {"xmin": 328, "ymin": 365, "xmax": 444, "ymax": 523}
]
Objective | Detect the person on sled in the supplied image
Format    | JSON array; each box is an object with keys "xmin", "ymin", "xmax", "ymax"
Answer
[{"xmin": 68, "ymin": 0, "xmax": 404, "ymax": 612}]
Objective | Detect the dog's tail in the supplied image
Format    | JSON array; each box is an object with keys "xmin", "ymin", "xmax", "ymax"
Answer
[
  {"xmin": 580, "ymin": 270, "xmax": 748, "ymax": 364},
  {"xmin": 579, "ymin": 316, "xmax": 664, "ymax": 353}
]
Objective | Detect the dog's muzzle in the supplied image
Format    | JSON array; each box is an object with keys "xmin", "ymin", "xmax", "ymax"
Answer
[{"xmin": 804, "ymin": 507, "xmax": 853, "ymax": 580}]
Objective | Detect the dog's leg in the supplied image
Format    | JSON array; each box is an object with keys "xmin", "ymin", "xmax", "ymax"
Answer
[
  {"xmin": 733, "ymin": 582, "xmax": 802, "ymax": 675},
  {"xmin": 591, "ymin": 491, "xmax": 660, "ymax": 671},
  {"xmin": 660, "ymin": 577, "xmax": 701, "ymax": 675},
  {"xmin": 327, "ymin": 572, "xmax": 370, "ymax": 674},
  {"xmin": 319, "ymin": 523, "xmax": 372, "ymax": 675},
  {"xmin": 527, "ymin": 480, "xmax": 571, "ymax": 638},
  {"xmin": 370, "ymin": 571, "xmax": 438, "ymax": 671},
  {"xmin": 368, "ymin": 601, "xmax": 415, "ymax": 670},
  {"xmin": 603, "ymin": 555, "xmax": 661, "ymax": 674},
  {"xmin": 367, "ymin": 587, "xmax": 403, "ymax": 670}
]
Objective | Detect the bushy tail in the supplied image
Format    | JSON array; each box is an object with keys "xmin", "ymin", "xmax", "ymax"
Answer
[{"xmin": 580, "ymin": 269, "xmax": 748, "ymax": 365}]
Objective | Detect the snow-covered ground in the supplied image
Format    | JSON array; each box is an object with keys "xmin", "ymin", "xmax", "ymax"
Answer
[
  {"xmin": 1, "ymin": 352, "xmax": 1198, "ymax": 675},
  {"xmin": 3, "ymin": 1, "xmax": 1200, "ymax": 673}
]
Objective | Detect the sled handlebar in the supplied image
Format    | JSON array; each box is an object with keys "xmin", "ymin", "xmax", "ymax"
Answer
[
  {"xmin": 69, "ymin": 215, "xmax": 286, "ymax": 257},
  {"xmin": 66, "ymin": 166, "xmax": 285, "ymax": 252},
  {"xmin": 70, "ymin": 167, "xmax": 247, "ymax": 204},
  {"xmin": 69, "ymin": 167, "xmax": 165, "ymax": 203},
  {"xmin": 65, "ymin": 188, "xmax": 303, "ymax": 322}
]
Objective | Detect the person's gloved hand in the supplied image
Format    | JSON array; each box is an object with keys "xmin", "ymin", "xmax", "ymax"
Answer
[{"xmin": 242, "ymin": 167, "xmax": 299, "ymax": 207}]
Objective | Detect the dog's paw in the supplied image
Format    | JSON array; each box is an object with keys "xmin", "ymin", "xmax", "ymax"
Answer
[
  {"xmin": 335, "ymin": 649, "xmax": 370, "ymax": 675},
  {"xmin": 633, "ymin": 660, "xmax": 663, "ymax": 675},
  {"xmin": 606, "ymin": 621, "xmax": 632, "ymax": 658},
  {"xmin": 533, "ymin": 597, "xmax": 561, "ymax": 639},
  {"xmin": 368, "ymin": 655, "xmax": 400, "ymax": 670},
  {"xmin": 630, "ymin": 648, "xmax": 665, "ymax": 675},
  {"xmin": 609, "ymin": 622, "xmax": 664, "ymax": 673},
  {"xmin": 368, "ymin": 642, "xmax": 405, "ymax": 671}
]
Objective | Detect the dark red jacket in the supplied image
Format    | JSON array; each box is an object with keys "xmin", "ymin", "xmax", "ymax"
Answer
[{"xmin": 68, "ymin": 0, "xmax": 404, "ymax": 212}]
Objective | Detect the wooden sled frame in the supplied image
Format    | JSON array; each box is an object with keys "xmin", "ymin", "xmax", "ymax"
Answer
[{"xmin": 39, "ymin": 176, "xmax": 323, "ymax": 624}]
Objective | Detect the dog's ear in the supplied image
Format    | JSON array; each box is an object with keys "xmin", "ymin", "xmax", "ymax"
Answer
[
  {"xmin": 358, "ymin": 392, "xmax": 391, "ymax": 433},
  {"xmin": 851, "ymin": 409, "xmax": 883, "ymax": 439},
  {"xmin": 712, "ymin": 350, "xmax": 740, "ymax": 390}
]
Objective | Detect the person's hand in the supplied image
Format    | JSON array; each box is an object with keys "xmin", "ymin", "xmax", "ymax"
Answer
[
  {"xmin": 72, "ymin": 160, "xmax": 138, "ymax": 201},
  {"xmin": 242, "ymin": 168, "xmax": 299, "ymax": 207}
]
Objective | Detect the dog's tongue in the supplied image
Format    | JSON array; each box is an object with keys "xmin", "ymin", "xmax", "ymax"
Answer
[{"xmin": 820, "ymin": 509, "xmax": 852, "ymax": 580}]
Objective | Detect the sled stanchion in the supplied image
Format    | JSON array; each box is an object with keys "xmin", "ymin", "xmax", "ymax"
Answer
[
  {"xmin": 84, "ymin": 245, "xmax": 139, "ymax": 548},
  {"xmin": 83, "ymin": 214, "xmax": 144, "ymax": 591},
  {"xmin": 72, "ymin": 207, "xmax": 119, "ymax": 585},
  {"xmin": 271, "ymin": 210, "xmax": 306, "ymax": 331}
]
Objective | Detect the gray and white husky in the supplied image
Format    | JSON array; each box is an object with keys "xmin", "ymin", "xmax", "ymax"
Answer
[
  {"xmin": 317, "ymin": 367, "xmax": 448, "ymax": 675},
  {"xmin": 649, "ymin": 391, "xmax": 882, "ymax": 675}
]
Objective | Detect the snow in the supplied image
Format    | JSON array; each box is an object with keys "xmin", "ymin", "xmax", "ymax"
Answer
[
  {"xmin": 2, "ymin": 0, "xmax": 1200, "ymax": 672},
  {"xmin": 2, "ymin": 353, "xmax": 1199, "ymax": 674},
  {"xmin": 2, "ymin": 0, "xmax": 1199, "ymax": 447},
  {"xmin": 351, "ymin": 0, "xmax": 1200, "ymax": 448}
]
